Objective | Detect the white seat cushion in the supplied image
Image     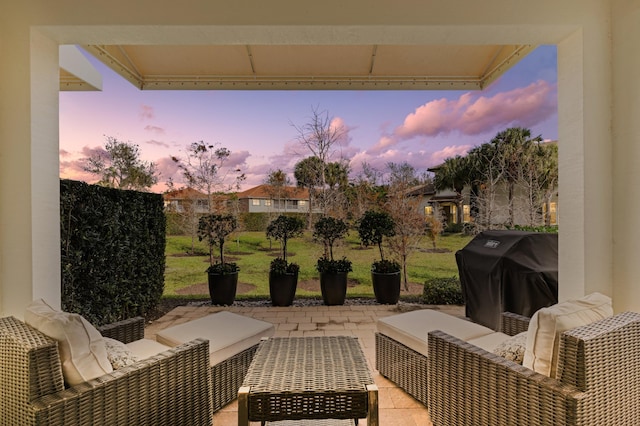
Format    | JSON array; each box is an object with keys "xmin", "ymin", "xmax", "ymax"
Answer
[
  {"xmin": 126, "ymin": 339, "xmax": 172, "ymax": 360},
  {"xmin": 522, "ymin": 292, "xmax": 613, "ymax": 377},
  {"xmin": 156, "ymin": 311, "xmax": 275, "ymax": 365},
  {"xmin": 376, "ymin": 309, "xmax": 495, "ymax": 356},
  {"xmin": 24, "ymin": 299, "xmax": 113, "ymax": 386},
  {"xmin": 467, "ymin": 331, "xmax": 511, "ymax": 352}
]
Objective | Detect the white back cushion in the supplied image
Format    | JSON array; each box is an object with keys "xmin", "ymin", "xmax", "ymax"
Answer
[
  {"xmin": 24, "ymin": 299, "xmax": 113, "ymax": 386},
  {"xmin": 522, "ymin": 292, "xmax": 612, "ymax": 377}
]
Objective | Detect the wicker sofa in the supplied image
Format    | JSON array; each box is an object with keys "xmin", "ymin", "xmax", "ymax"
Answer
[
  {"xmin": 376, "ymin": 306, "xmax": 640, "ymax": 426},
  {"xmin": 0, "ymin": 316, "xmax": 213, "ymax": 426},
  {"xmin": 427, "ymin": 310, "xmax": 640, "ymax": 426}
]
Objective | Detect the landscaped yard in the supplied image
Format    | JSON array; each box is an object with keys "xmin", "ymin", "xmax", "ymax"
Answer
[{"xmin": 164, "ymin": 231, "xmax": 473, "ymax": 300}]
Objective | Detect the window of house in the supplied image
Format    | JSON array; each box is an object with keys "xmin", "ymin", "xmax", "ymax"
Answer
[
  {"xmin": 424, "ymin": 206, "xmax": 434, "ymax": 216},
  {"xmin": 543, "ymin": 202, "xmax": 558, "ymax": 225},
  {"xmin": 252, "ymin": 199, "xmax": 260, "ymax": 206},
  {"xmin": 463, "ymin": 205, "xmax": 471, "ymax": 223},
  {"xmin": 265, "ymin": 200, "xmax": 271, "ymax": 206},
  {"xmin": 299, "ymin": 200, "xmax": 306, "ymax": 206}
]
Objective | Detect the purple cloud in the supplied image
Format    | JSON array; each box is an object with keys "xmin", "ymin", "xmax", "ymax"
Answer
[{"xmin": 395, "ymin": 80, "xmax": 557, "ymax": 140}]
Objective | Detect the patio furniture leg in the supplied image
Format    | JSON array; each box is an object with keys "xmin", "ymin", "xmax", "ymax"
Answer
[
  {"xmin": 367, "ymin": 384, "xmax": 379, "ymax": 426},
  {"xmin": 238, "ymin": 386, "xmax": 250, "ymax": 426}
]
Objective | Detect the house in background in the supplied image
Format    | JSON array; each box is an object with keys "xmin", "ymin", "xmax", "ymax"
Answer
[
  {"xmin": 407, "ymin": 182, "xmax": 558, "ymax": 229},
  {"xmin": 236, "ymin": 184, "xmax": 319, "ymax": 214},
  {"xmin": 163, "ymin": 188, "xmax": 208, "ymax": 213},
  {"xmin": 163, "ymin": 187, "xmax": 230, "ymax": 213}
]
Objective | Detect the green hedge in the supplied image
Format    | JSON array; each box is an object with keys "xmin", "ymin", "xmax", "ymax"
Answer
[
  {"xmin": 422, "ymin": 276, "xmax": 465, "ymax": 305},
  {"xmin": 240, "ymin": 212, "xmax": 270, "ymax": 231},
  {"xmin": 60, "ymin": 180, "xmax": 166, "ymax": 325}
]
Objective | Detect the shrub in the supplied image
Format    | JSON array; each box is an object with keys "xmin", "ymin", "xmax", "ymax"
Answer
[
  {"xmin": 443, "ymin": 222, "xmax": 464, "ymax": 234},
  {"xmin": 422, "ymin": 276, "xmax": 465, "ymax": 305},
  {"xmin": 60, "ymin": 179, "xmax": 166, "ymax": 325}
]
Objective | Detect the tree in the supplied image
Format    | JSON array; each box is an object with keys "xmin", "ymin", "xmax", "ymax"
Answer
[
  {"xmin": 424, "ymin": 214, "xmax": 443, "ymax": 249},
  {"xmin": 83, "ymin": 136, "xmax": 158, "ymax": 191},
  {"xmin": 538, "ymin": 143, "xmax": 559, "ymax": 226},
  {"xmin": 348, "ymin": 162, "xmax": 382, "ymax": 221},
  {"xmin": 323, "ymin": 160, "xmax": 350, "ymax": 218},
  {"xmin": 466, "ymin": 142, "xmax": 505, "ymax": 230},
  {"xmin": 292, "ymin": 105, "xmax": 349, "ymax": 219},
  {"xmin": 357, "ymin": 210, "xmax": 398, "ymax": 272},
  {"xmin": 294, "ymin": 156, "xmax": 324, "ymax": 227},
  {"xmin": 432, "ymin": 155, "xmax": 469, "ymax": 225},
  {"xmin": 490, "ymin": 127, "xmax": 543, "ymax": 226},
  {"xmin": 266, "ymin": 215, "xmax": 305, "ymax": 265},
  {"xmin": 197, "ymin": 213, "xmax": 238, "ymax": 271},
  {"xmin": 384, "ymin": 162, "xmax": 424, "ymax": 290},
  {"xmin": 172, "ymin": 141, "xmax": 245, "ymax": 213},
  {"xmin": 265, "ymin": 169, "xmax": 291, "ymax": 215}
]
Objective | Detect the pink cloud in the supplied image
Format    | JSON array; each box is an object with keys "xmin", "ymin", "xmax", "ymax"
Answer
[
  {"xmin": 428, "ymin": 145, "xmax": 473, "ymax": 166},
  {"xmin": 144, "ymin": 125, "xmax": 165, "ymax": 134},
  {"xmin": 368, "ymin": 135, "xmax": 399, "ymax": 155},
  {"xmin": 145, "ymin": 139, "xmax": 171, "ymax": 149},
  {"xmin": 394, "ymin": 80, "xmax": 557, "ymax": 141},
  {"xmin": 139, "ymin": 105, "xmax": 154, "ymax": 120}
]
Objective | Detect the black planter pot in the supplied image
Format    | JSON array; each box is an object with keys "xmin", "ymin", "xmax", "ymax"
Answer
[
  {"xmin": 207, "ymin": 271, "xmax": 238, "ymax": 305},
  {"xmin": 371, "ymin": 270, "xmax": 401, "ymax": 304},
  {"xmin": 320, "ymin": 271, "xmax": 348, "ymax": 305},
  {"xmin": 269, "ymin": 270, "xmax": 298, "ymax": 306}
]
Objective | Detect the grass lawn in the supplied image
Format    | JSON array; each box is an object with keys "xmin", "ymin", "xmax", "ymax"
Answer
[{"xmin": 164, "ymin": 231, "xmax": 473, "ymax": 300}]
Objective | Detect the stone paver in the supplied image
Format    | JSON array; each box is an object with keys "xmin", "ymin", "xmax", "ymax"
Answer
[{"xmin": 145, "ymin": 303, "xmax": 464, "ymax": 425}]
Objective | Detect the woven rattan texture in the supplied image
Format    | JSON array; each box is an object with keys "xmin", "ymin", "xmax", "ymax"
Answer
[
  {"xmin": 375, "ymin": 332, "xmax": 428, "ymax": 406},
  {"xmin": 243, "ymin": 336, "xmax": 373, "ymax": 421},
  {"xmin": 212, "ymin": 344, "xmax": 258, "ymax": 412},
  {"xmin": 500, "ymin": 312, "xmax": 531, "ymax": 336},
  {"xmin": 97, "ymin": 317, "xmax": 145, "ymax": 343},
  {"xmin": 266, "ymin": 419, "xmax": 356, "ymax": 425},
  {"xmin": 427, "ymin": 311, "xmax": 640, "ymax": 426},
  {"xmin": 0, "ymin": 316, "xmax": 213, "ymax": 426}
]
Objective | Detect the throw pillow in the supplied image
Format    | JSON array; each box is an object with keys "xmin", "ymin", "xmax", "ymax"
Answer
[
  {"xmin": 492, "ymin": 331, "xmax": 527, "ymax": 364},
  {"xmin": 104, "ymin": 337, "xmax": 139, "ymax": 369},
  {"xmin": 522, "ymin": 292, "xmax": 613, "ymax": 378},
  {"xmin": 24, "ymin": 299, "xmax": 113, "ymax": 386}
]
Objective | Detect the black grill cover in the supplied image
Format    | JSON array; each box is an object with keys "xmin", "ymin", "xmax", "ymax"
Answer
[{"xmin": 456, "ymin": 230, "xmax": 558, "ymax": 330}]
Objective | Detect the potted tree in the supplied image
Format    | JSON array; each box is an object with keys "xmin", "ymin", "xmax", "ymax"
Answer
[
  {"xmin": 357, "ymin": 210, "xmax": 401, "ymax": 304},
  {"xmin": 198, "ymin": 213, "xmax": 239, "ymax": 305},
  {"xmin": 266, "ymin": 215, "xmax": 305, "ymax": 306},
  {"xmin": 313, "ymin": 216, "xmax": 352, "ymax": 305}
]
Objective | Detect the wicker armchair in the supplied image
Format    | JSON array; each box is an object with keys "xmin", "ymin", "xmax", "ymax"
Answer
[
  {"xmin": 0, "ymin": 316, "xmax": 213, "ymax": 426},
  {"xmin": 428, "ymin": 311, "xmax": 640, "ymax": 426}
]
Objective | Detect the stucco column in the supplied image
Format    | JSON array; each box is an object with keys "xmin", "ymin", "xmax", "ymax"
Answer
[
  {"xmin": 557, "ymin": 26, "xmax": 613, "ymax": 303},
  {"xmin": 612, "ymin": 1, "xmax": 640, "ymax": 313},
  {"xmin": 0, "ymin": 27, "xmax": 61, "ymax": 318}
]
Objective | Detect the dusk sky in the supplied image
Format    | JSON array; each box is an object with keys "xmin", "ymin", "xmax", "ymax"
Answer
[{"xmin": 59, "ymin": 45, "xmax": 558, "ymax": 193}]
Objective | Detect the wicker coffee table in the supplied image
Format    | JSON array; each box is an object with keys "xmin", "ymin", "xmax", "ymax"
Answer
[{"xmin": 238, "ymin": 336, "xmax": 378, "ymax": 425}]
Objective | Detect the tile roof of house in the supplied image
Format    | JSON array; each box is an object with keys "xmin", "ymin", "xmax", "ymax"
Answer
[
  {"xmin": 237, "ymin": 184, "xmax": 309, "ymax": 200},
  {"xmin": 163, "ymin": 187, "xmax": 206, "ymax": 199}
]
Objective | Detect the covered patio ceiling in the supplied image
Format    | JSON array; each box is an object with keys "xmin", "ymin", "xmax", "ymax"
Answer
[{"xmin": 60, "ymin": 43, "xmax": 535, "ymax": 91}]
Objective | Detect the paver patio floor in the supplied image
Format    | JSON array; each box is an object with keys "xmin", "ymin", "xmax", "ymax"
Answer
[{"xmin": 145, "ymin": 303, "xmax": 465, "ymax": 426}]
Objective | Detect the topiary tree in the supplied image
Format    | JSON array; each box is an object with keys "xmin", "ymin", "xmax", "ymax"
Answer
[
  {"xmin": 198, "ymin": 213, "xmax": 238, "ymax": 274},
  {"xmin": 266, "ymin": 215, "xmax": 305, "ymax": 273},
  {"xmin": 357, "ymin": 210, "xmax": 400, "ymax": 273},
  {"xmin": 313, "ymin": 216, "xmax": 352, "ymax": 273}
]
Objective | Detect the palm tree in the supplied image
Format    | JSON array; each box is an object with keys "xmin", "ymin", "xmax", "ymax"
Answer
[
  {"xmin": 433, "ymin": 155, "xmax": 469, "ymax": 225},
  {"xmin": 466, "ymin": 142, "xmax": 504, "ymax": 230},
  {"xmin": 490, "ymin": 127, "xmax": 542, "ymax": 226},
  {"xmin": 294, "ymin": 156, "xmax": 324, "ymax": 227}
]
